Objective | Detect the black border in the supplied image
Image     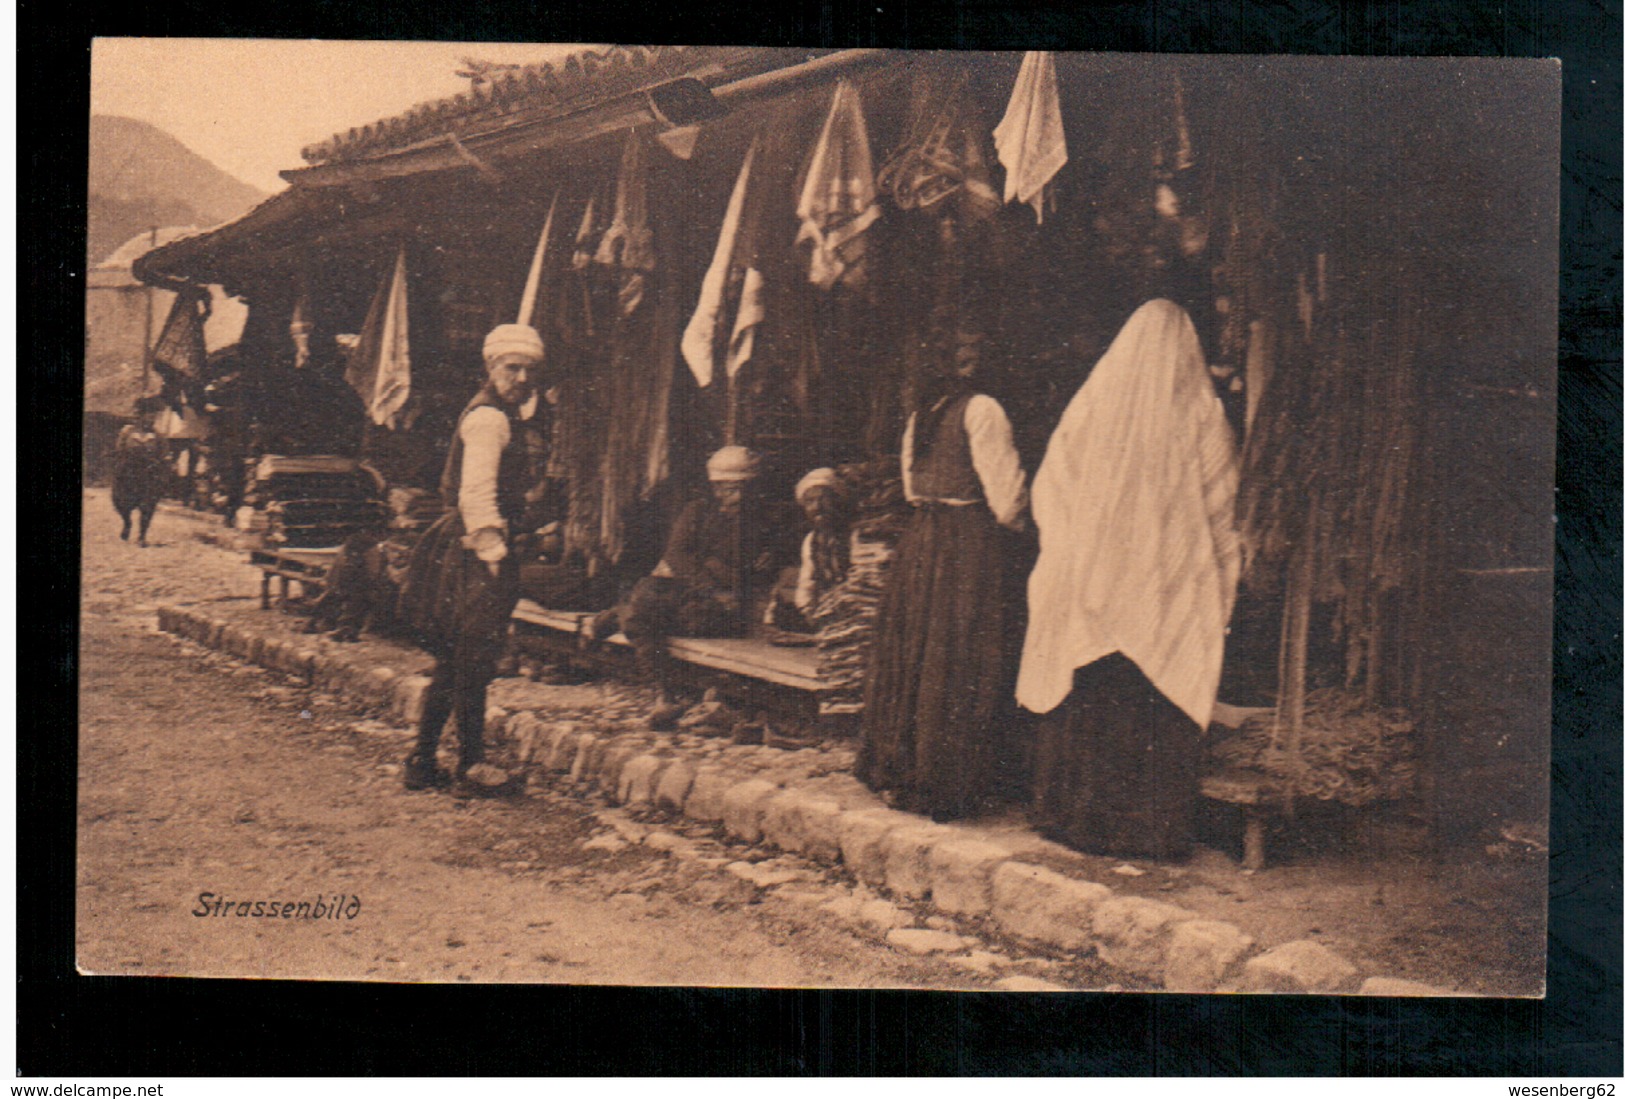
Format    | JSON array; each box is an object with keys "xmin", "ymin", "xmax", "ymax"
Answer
[{"xmin": 26, "ymin": 0, "xmax": 1622, "ymax": 1076}]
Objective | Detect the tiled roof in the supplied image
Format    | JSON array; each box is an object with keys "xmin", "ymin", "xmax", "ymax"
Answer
[{"xmin": 299, "ymin": 45, "xmax": 776, "ymax": 166}]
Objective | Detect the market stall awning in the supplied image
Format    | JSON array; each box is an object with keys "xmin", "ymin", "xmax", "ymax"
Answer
[{"xmin": 132, "ymin": 46, "xmax": 890, "ymax": 290}]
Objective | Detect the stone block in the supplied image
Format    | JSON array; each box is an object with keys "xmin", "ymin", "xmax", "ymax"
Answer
[
  {"xmin": 684, "ymin": 769, "xmax": 733, "ymax": 822},
  {"xmin": 568, "ymin": 734, "xmax": 601, "ymax": 784},
  {"xmin": 1092, "ymin": 896, "xmax": 1200, "ymax": 978},
  {"xmin": 369, "ymin": 666, "xmax": 400, "ymax": 704},
  {"xmin": 927, "ymin": 839, "xmax": 1014, "ymax": 917},
  {"xmin": 254, "ymin": 635, "xmax": 283, "ymax": 668},
  {"xmin": 721, "ymin": 779, "xmax": 780, "ymax": 844},
  {"xmin": 597, "ymin": 744, "xmax": 639, "ymax": 795},
  {"xmin": 654, "ymin": 761, "xmax": 696, "ymax": 813},
  {"xmin": 1241, "ymin": 940, "xmax": 1359, "ymax": 993},
  {"xmin": 1358, "ymin": 977, "xmax": 1451, "ymax": 997},
  {"xmin": 857, "ymin": 898, "xmax": 911, "ymax": 932},
  {"xmin": 1162, "ymin": 920, "xmax": 1255, "ymax": 992},
  {"xmin": 838, "ymin": 810, "xmax": 915, "ymax": 888},
  {"xmin": 220, "ymin": 625, "xmax": 248, "ymax": 659},
  {"xmin": 881, "ymin": 823, "xmax": 953, "ymax": 901},
  {"xmin": 994, "ymin": 976, "xmax": 1069, "ymax": 992},
  {"xmin": 205, "ymin": 619, "xmax": 228, "ymax": 649},
  {"xmin": 244, "ymin": 634, "xmax": 266, "ymax": 666},
  {"xmin": 991, "ymin": 862, "xmax": 1113, "ymax": 951},
  {"xmin": 545, "ymin": 728, "xmax": 581, "ymax": 773},
  {"xmin": 617, "ymin": 754, "xmax": 667, "ymax": 806},
  {"xmin": 317, "ymin": 659, "xmax": 349, "ymax": 693},
  {"xmin": 391, "ymin": 675, "xmax": 431, "ymax": 726},
  {"xmin": 293, "ymin": 649, "xmax": 320, "ymax": 679},
  {"xmin": 760, "ymin": 792, "xmax": 844, "ymax": 863},
  {"xmin": 886, "ymin": 928, "xmax": 972, "ymax": 955},
  {"xmin": 726, "ymin": 861, "xmax": 806, "ymax": 888},
  {"xmin": 504, "ymin": 713, "xmax": 539, "ymax": 763}
]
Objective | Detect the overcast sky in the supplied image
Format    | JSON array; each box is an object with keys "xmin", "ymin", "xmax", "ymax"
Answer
[{"xmin": 90, "ymin": 38, "xmax": 593, "ymax": 194}]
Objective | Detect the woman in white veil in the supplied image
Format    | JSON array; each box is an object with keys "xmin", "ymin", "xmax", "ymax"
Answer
[{"xmin": 1016, "ymin": 297, "xmax": 1240, "ymax": 859}]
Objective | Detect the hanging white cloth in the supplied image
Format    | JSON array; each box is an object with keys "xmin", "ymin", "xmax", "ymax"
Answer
[
  {"xmin": 346, "ymin": 246, "xmax": 412, "ymax": 430},
  {"xmin": 1016, "ymin": 299, "xmax": 1241, "ymax": 728},
  {"xmin": 682, "ymin": 138, "xmax": 763, "ymax": 387},
  {"xmin": 795, "ymin": 79, "xmax": 880, "ymax": 290},
  {"xmin": 992, "ymin": 51, "xmax": 1068, "ymax": 224}
]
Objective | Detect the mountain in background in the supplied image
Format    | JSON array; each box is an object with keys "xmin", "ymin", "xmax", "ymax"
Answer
[{"xmin": 88, "ymin": 115, "xmax": 269, "ymax": 268}]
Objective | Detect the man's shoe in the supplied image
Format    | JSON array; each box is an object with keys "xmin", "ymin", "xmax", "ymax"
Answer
[
  {"xmin": 403, "ymin": 754, "xmax": 452, "ymax": 791},
  {"xmin": 648, "ymin": 701, "xmax": 688, "ymax": 731},
  {"xmin": 452, "ymin": 763, "xmax": 523, "ymax": 799}
]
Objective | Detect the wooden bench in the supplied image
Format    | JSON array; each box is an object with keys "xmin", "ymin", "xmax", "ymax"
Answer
[
  {"xmin": 510, "ymin": 599, "xmax": 826, "ymax": 704},
  {"xmin": 249, "ymin": 546, "xmax": 339, "ymax": 610}
]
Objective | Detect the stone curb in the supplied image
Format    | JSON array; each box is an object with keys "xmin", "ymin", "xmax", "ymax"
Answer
[{"xmin": 157, "ymin": 602, "xmax": 1448, "ymax": 995}]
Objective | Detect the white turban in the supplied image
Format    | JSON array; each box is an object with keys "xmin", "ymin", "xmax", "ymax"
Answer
[
  {"xmin": 483, "ymin": 324, "xmax": 545, "ymax": 363},
  {"xmin": 794, "ymin": 467, "xmax": 838, "ymax": 503},
  {"xmin": 705, "ymin": 445, "xmax": 760, "ymax": 483}
]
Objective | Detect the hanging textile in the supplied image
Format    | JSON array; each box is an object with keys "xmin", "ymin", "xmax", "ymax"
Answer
[
  {"xmin": 992, "ymin": 50, "xmax": 1068, "ymax": 224},
  {"xmin": 595, "ymin": 131, "xmax": 656, "ymax": 315},
  {"xmin": 517, "ymin": 190, "xmax": 562, "ymax": 329},
  {"xmin": 289, "ymin": 293, "xmax": 314, "ymax": 369},
  {"xmin": 150, "ymin": 286, "xmax": 209, "ymax": 379},
  {"xmin": 345, "ymin": 246, "xmax": 412, "ymax": 429},
  {"xmin": 875, "ymin": 73, "xmax": 1000, "ymax": 222},
  {"xmin": 682, "ymin": 138, "xmax": 765, "ymax": 387},
  {"xmin": 795, "ymin": 79, "xmax": 881, "ymax": 290},
  {"xmin": 571, "ymin": 194, "xmax": 606, "ymax": 271}
]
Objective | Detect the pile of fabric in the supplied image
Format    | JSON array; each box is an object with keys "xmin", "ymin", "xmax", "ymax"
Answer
[
  {"xmin": 1207, "ymin": 687, "xmax": 1418, "ymax": 808},
  {"xmin": 810, "ymin": 458, "xmax": 907, "ymax": 717}
]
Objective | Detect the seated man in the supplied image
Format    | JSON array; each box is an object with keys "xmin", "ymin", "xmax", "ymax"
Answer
[
  {"xmin": 590, "ymin": 445, "xmax": 772, "ymax": 729},
  {"xmin": 765, "ymin": 467, "xmax": 852, "ymax": 634}
]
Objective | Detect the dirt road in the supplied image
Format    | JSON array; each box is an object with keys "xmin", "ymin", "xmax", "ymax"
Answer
[{"xmin": 76, "ymin": 490, "xmax": 1101, "ymax": 989}]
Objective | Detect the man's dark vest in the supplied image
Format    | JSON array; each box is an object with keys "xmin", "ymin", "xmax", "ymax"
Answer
[{"xmin": 439, "ymin": 391, "xmax": 530, "ymax": 528}]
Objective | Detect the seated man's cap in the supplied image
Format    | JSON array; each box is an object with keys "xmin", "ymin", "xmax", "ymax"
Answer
[
  {"xmin": 483, "ymin": 324, "xmax": 545, "ymax": 362},
  {"xmin": 794, "ymin": 467, "xmax": 839, "ymax": 503},
  {"xmin": 706, "ymin": 445, "xmax": 760, "ymax": 482}
]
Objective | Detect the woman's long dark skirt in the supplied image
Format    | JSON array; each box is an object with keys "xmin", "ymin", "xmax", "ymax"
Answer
[
  {"xmin": 1031, "ymin": 654, "xmax": 1201, "ymax": 860},
  {"xmin": 856, "ymin": 503, "xmax": 1020, "ymax": 820}
]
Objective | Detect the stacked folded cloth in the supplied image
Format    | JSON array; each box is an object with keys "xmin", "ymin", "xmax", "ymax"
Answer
[
  {"xmin": 812, "ymin": 458, "xmax": 908, "ymax": 716},
  {"xmin": 252, "ymin": 455, "xmax": 389, "ymax": 549}
]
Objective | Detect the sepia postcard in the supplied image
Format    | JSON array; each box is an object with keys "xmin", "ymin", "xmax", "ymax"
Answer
[{"xmin": 79, "ymin": 40, "xmax": 1558, "ymax": 996}]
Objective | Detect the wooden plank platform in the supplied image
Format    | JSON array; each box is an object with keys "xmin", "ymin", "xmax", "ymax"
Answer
[
  {"xmin": 512, "ymin": 598, "xmax": 824, "ymax": 693},
  {"xmin": 249, "ymin": 547, "xmax": 340, "ymax": 609}
]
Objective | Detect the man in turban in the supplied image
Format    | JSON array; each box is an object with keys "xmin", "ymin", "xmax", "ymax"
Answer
[
  {"xmin": 395, "ymin": 324, "xmax": 547, "ymax": 796},
  {"xmin": 591, "ymin": 445, "xmax": 772, "ymax": 729}
]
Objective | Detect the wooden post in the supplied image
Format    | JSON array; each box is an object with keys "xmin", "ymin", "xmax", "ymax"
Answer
[
  {"xmin": 140, "ymin": 225, "xmax": 157, "ymax": 395},
  {"xmin": 1242, "ymin": 808, "xmax": 1267, "ymax": 872}
]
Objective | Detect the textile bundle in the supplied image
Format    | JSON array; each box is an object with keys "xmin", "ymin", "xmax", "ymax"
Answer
[
  {"xmin": 595, "ymin": 131, "xmax": 657, "ymax": 315},
  {"xmin": 345, "ymin": 246, "xmax": 413, "ymax": 430},
  {"xmin": 1017, "ymin": 298, "xmax": 1241, "ymax": 729},
  {"xmin": 811, "ymin": 460, "xmax": 908, "ymax": 715},
  {"xmin": 992, "ymin": 50, "xmax": 1067, "ymax": 224},
  {"xmin": 796, "ymin": 79, "xmax": 881, "ymax": 290},
  {"xmin": 682, "ymin": 138, "xmax": 766, "ymax": 387},
  {"xmin": 874, "ymin": 73, "xmax": 999, "ymax": 222}
]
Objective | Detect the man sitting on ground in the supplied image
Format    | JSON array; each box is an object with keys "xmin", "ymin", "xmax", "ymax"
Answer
[{"xmin": 588, "ymin": 445, "xmax": 772, "ymax": 729}]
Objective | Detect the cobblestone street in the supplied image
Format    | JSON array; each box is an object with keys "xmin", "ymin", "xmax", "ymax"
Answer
[{"xmin": 76, "ymin": 489, "xmax": 1111, "ymax": 988}]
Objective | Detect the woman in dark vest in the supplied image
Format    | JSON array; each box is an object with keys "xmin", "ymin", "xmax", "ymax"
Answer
[
  {"xmin": 395, "ymin": 324, "xmax": 544, "ymax": 797},
  {"xmin": 856, "ymin": 322, "xmax": 1030, "ymax": 820}
]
